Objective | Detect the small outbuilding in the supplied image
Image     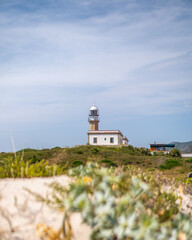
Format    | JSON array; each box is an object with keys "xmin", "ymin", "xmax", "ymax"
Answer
[{"xmin": 149, "ymin": 143, "xmax": 175, "ymax": 152}]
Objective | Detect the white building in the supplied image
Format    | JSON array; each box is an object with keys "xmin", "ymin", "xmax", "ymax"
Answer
[{"xmin": 87, "ymin": 104, "xmax": 128, "ymax": 146}]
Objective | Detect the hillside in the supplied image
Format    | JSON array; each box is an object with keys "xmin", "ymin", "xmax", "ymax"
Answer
[
  {"xmin": 171, "ymin": 141, "xmax": 192, "ymax": 153},
  {"xmin": 0, "ymin": 145, "xmax": 191, "ymax": 182},
  {"xmin": 0, "ymin": 145, "xmax": 192, "ymax": 239}
]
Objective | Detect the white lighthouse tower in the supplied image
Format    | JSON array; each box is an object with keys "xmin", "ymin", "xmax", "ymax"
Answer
[
  {"xmin": 87, "ymin": 104, "xmax": 129, "ymax": 146},
  {"xmin": 88, "ymin": 104, "xmax": 99, "ymax": 131}
]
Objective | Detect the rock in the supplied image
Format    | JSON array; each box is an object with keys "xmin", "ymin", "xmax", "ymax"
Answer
[{"xmin": 187, "ymin": 172, "xmax": 192, "ymax": 178}]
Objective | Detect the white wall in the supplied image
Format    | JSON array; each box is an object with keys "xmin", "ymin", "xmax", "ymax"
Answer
[
  {"xmin": 88, "ymin": 133, "xmax": 122, "ymax": 145},
  {"xmin": 181, "ymin": 153, "xmax": 192, "ymax": 158},
  {"xmin": 123, "ymin": 139, "xmax": 128, "ymax": 146}
]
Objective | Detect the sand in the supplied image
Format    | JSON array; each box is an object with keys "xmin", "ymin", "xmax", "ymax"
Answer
[
  {"xmin": 0, "ymin": 176, "xmax": 191, "ymax": 240},
  {"xmin": 0, "ymin": 176, "xmax": 90, "ymax": 240}
]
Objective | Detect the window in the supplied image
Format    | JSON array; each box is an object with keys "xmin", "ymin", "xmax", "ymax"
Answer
[
  {"xmin": 110, "ymin": 137, "xmax": 114, "ymax": 143},
  {"xmin": 93, "ymin": 137, "xmax": 97, "ymax": 143},
  {"xmin": 104, "ymin": 138, "xmax": 106, "ymax": 141}
]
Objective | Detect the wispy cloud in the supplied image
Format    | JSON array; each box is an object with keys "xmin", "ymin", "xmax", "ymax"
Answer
[{"xmin": 0, "ymin": 0, "xmax": 192, "ymax": 149}]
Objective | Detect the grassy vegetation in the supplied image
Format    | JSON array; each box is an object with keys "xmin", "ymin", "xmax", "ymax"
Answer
[
  {"xmin": 159, "ymin": 158, "xmax": 182, "ymax": 170},
  {"xmin": 0, "ymin": 145, "xmax": 191, "ymax": 182},
  {"xmin": 0, "ymin": 155, "xmax": 65, "ymax": 178},
  {"xmin": 0, "ymin": 146, "xmax": 192, "ymax": 239}
]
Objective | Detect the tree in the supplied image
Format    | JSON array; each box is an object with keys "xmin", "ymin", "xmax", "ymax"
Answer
[{"xmin": 169, "ymin": 148, "xmax": 181, "ymax": 157}]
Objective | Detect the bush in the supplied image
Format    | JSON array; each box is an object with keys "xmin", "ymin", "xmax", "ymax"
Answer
[
  {"xmin": 121, "ymin": 145, "xmax": 135, "ymax": 154},
  {"xmin": 91, "ymin": 148, "xmax": 99, "ymax": 154},
  {"xmin": 159, "ymin": 158, "xmax": 181, "ymax": 170},
  {"xmin": 100, "ymin": 159, "xmax": 117, "ymax": 167},
  {"xmin": 139, "ymin": 147, "xmax": 152, "ymax": 156},
  {"xmin": 30, "ymin": 155, "xmax": 41, "ymax": 164},
  {"xmin": 186, "ymin": 158, "xmax": 192, "ymax": 163},
  {"xmin": 51, "ymin": 146, "xmax": 62, "ymax": 150},
  {"xmin": 71, "ymin": 160, "xmax": 84, "ymax": 168},
  {"xmin": 152, "ymin": 151, "xmax": 165, "ymax": 156},
  {"xmin": 76, "ymin": 150, "xmax": 83, "ymax": 154},
  {"xmin": 121, "ymin": 159, "xmax": 132, "ymax": 165},
  {"xmin": 169, "ymin": 148, "xmax": 181, "ymax": 157},
  {"xmin": 42, "ymin": 163, "xmax": 192, "ymax": 240}
]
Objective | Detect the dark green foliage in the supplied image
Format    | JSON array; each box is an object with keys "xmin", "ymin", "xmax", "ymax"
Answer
[
  {"xmin": 153, "ymin": 152, "xmax": 157, "ymax": 156},
  {"xmin": 76, "ymin": 150, "xmax": 83, "ymax": 154},
  {"xmin": 121, "ymin": 159, "xmax": 132, "ymax": 165},
  {"xmin": 153, "ymin": 151, "xmax": 165, "ymax": 156},
  {"xmin": 127, "ymin": 144, "xmax": 134, "ymax": 151},
  {"xmin": 1, "ymin": 145, "xmax": 191, "ymax": 183},
  {"xmin": 51, "ymin": 146, "xmax": 62, "ymax": 151},
  {"xmin": 17, "ymin": 148, "xmax": 38, "ymax": 152},
  {"xmin": 159, "ymin": 158, "xmax": 181, "ymax": 170},
  {"xmin": 186, "ymin": 158, "xmax": 192, "ymax": 163},
  {"xmin": 120, "ymin": 145, "xmax": 151, "ymax": 156},
  {"xmin": 91, "ymin": 148, "xmax": 99, "ymax": 154},
  {"xmin": 100, "ymin": 159, "xmax": 117, "ymax": 167},
  {"xmin": 169, "ymin": 148, "xmax": 181, "ymax": 157},
  {"xmin": 30, "ymin": 155, "xmax": 41, "ymax": 164},
  {"xmin": 139, "ymin": 147, "xmax": 152, "ymax": 156},
  {"xmin": 71, "ymin": 160, "xmax": 84, "ymax": 168},
  {"xmin": 121, "ymin": 145, "xmax": 135, "ymax": 155}
]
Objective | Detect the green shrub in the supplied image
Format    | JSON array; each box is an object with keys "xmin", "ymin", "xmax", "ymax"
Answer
[
  {"xmin": 139, "ymin": 147, "xmax": 152, "ymax": 156},
  {"xmin": 71, "ymin": 160, "xmax": 84, "ymax": 168},
  {"xmin": 121, "ymin": 146, "xmax": 151, "ymax": 156},
  {"xmin": 169, "ymin": 148, "xmax": 181, "ymax": 157},
  {"xmin": 121, "ymin": 145, "xmax": 135, "ymax": 154},
  {"xmin": 41, "ymin": 163, "xmax": 192, "ymax": 240},
  {"xmin": 76, "ymin": 150, "xmax": 83, "ymax": 154},
  {"xmin": 153, "ymin": 152, "xmax": 157, "ymax": 156},
  {"xmin": 30, "ymin": 155, "xmax": 41, "ymax": 164},
  {"xmin": 91, "ymin": 148, "xmax": 99, "ymax": 154},
  {"xmin": 159, "ymin": 158, "xmax": 181, "ymax": 170},
  {"xmin": 17, "ymin": 148, "xmax": 37, "ymax": 153},
  {"xmin": 100, "ymin": 159, "xmax": 117, "ymax": 167},
  {"xmin": 51, "ymin": 146, "xmax": 62, "ymax": 150},
  {"xmin": 186, "ymin": 158, "xmax": 192, "ymax": 163},
  {"xmin": 121, "ymin": 159, "xmax": 132, "ymax": 165},
  {"xmin": 152, "ymin": 151, "xmax": 165, "ymax": 156}
]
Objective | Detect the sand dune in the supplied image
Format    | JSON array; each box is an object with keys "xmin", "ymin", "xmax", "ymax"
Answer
[
  {"xmin": 0, "ymin": 175, "xmax": 192, "ymax": 240},
  {"xmin": 0, "ymin": 176, "xmax": 90, "ymax": 240}
]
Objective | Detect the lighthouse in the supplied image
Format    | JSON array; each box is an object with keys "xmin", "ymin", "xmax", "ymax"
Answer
[
  {"xmin": 88, "ymin": 104, "xmax": 99, "ymax": 131},
  {"xmin": 87, "ymin": 104, "xmax": 129, "ymax": 146}
]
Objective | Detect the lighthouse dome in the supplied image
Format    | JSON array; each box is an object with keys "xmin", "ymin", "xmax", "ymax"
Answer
[
  {"xmin": 88, "ymin": 104, "xmax": 99, "ymax": 124},
  {"xmin": 90, "ymin": 104, "xmax": 98, "ymax": 111}
]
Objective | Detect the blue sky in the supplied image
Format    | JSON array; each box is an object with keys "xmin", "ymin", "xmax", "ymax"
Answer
[{"xmin": 1, "ymin": 0, "xmax": 192, "ymax": 151}]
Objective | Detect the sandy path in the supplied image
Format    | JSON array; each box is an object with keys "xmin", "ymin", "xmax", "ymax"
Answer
[{"xmin": 0, "ymin": 176, "xmax": 90, "ymax": 240}]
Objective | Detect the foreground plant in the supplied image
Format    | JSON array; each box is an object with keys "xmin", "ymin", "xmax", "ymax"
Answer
[
  {"xmin": 36, "ymin": 163, "xmax": 192, "ymax": 240},
  {"xmin": 0, "ymin": 156, "xmax": 64, "ymax": 178}
]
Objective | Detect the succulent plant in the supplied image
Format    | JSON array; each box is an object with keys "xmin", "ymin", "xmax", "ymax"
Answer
[{"xmin": 51, "ymin": 163, "xmax": 192, "ymax": 240}]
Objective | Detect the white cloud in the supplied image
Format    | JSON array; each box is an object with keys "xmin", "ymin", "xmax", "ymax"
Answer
[{"xmin": 0, "ymin": 0, "xmax": 192, "ymax": 124}]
